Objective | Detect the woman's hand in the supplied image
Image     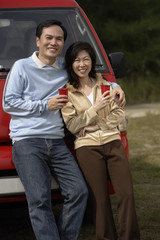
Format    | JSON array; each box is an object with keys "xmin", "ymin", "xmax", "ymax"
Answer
[
  {"xmin": 93, "ymin": 92, "xmax": 111, "ymax": 112},
  {"xmin": 79, "ymin": 125, "xmax": 100, "ymax": 137},
  {"xmin": 112, "ymin": 86, "xmax": 126, "ymax": 108}
]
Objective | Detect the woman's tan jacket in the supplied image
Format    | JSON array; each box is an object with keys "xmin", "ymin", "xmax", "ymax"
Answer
[{"xmin": 61, "ymin": 73, "xmax": 125, "ymax": 149}]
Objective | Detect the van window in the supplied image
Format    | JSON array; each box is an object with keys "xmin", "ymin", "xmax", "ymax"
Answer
[{"xmin": 0, "ymin": 8, "xmax": 109, "ymax": 73}]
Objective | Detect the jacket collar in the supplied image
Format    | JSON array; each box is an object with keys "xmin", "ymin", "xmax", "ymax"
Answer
[{"xmin": 66, "ymin": 73, "xmax": 105, "ymax": 93}]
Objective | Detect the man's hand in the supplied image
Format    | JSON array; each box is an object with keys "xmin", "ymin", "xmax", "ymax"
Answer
[
  {"xmin": 112, "ymin": 86, "xmax": 126, "ymax": 108},
  {"xmin": 79, "ymin": 125, "xmax": 100, "ymax": 137},
  {"xmin": 48, "ymin": 95, "xmax": 68, "ymax": 111}
]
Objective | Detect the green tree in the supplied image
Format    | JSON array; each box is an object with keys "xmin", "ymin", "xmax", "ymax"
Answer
[{"xmin": 77, "ymin": 0, "xmax": 160, "ymax": 77}]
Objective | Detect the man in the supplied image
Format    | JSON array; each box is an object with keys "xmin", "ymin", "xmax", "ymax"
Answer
[{"xmin": 3, "ymin": 20, "xmax": 125, "ymax": 240}]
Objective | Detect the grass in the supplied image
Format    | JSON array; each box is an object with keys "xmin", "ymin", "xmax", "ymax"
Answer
[
  {"xmin": 126, "ymin": 113, "xmax": 160, "ymax": 240},
  {"xmin": 117, "ymin": 76, "xmax": 160, "ymax": 105},
  {"xmin": 79, "ymin": 113, "xmax": 160, "ymax": 240},
  {"xmin": 1, "ymin": 114, "xmax": 159, "ymax": 240}
]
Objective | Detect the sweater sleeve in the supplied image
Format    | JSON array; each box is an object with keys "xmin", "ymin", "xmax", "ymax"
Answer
[
  {"xmin": 3, "ymin": 61, "xmax": 48, "ymax": 117},
  {"xmin": 62, "ymin": 101, "xmax": 98, "ymax": 135},
  {"xmin": 109, "ymin": 81, "xmax": 119, "ymax": 88}
]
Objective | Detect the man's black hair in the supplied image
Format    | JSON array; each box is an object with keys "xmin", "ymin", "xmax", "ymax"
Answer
[{"xmin": 36, "ymin": 20, "xmax": 67, "ymax": 41}]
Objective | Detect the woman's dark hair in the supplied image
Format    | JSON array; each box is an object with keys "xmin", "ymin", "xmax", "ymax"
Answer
[
  {"xmin": 36, "ymin": 20, "xmax": 67, "ymax": 41},
  {"xmin": 65, "ymin": 41, "xmax": 96, "ymax": 88}
]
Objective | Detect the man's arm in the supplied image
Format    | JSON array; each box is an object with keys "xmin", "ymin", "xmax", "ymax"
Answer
[
  {"xmin": 109, "ymin": 82, "xmax": 126, "ymax": 108},
  {"xmin": 3, "ymin": 62, "xmax": 47, "ymax": 116}
]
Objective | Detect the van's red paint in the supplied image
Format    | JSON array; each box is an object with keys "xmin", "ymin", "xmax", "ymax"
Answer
[{"xmin": 0, "ymin": 0, "xmax": 128, "ymax": 202}]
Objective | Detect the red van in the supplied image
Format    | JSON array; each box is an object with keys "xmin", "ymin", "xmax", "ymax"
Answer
[{"xmin": 0, "ymin": 0, "xmax": 128, "ymax": 202}]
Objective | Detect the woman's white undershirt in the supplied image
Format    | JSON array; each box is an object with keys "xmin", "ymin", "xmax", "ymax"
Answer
[{"xmin": 87, "ymin": 90, "xmax": 94, "ymax": 105}]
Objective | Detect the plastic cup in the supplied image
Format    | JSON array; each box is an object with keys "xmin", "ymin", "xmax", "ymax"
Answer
[
  {"xmin": 58, "ymin": 88, "xmax": 68, "ymax": 96},
  {"xmin": 101, "ymin": 85, "xmax": 110, "ymax": 96}
]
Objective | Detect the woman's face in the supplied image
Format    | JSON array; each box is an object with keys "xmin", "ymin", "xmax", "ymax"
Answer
[{"xmin": 72, "ymin": 50, "xmax": 92, "ymax": 79}]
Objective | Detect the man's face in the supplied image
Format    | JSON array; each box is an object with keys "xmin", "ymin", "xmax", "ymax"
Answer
[{"xmin": 36, "ymin": 25, "xmax": 64, "ymax": 65}]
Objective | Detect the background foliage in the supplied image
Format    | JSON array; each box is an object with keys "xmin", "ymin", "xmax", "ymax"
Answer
[{"xmin": 77, "ymin": 0, "xmax": 160, "ymax": 104}]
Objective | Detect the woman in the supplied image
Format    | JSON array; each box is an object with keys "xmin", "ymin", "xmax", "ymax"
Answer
[{"xmin": 62, "ymin": 41, "xmax": 140, "ymax": 240}]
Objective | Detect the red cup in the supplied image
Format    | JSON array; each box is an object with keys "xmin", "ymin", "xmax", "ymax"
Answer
[
  {"xmin": 101, "ymin": 85, "xmax": 110, "ymax": 96},
  {"xmin": 58, "ymin": 88, "xmax": 68, "ymax": 96}
]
